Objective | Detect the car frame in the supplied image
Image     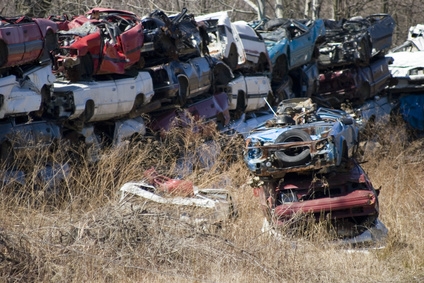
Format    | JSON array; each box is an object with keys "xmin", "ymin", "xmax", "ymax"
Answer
[{"xmin": 244, "ymin": 98, "xmax": 359, "ymax": 178}]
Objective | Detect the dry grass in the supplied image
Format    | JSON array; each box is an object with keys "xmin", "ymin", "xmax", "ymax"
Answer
[{"xmin": 1, "ymin": 119, "xmax": 424, "ymax": 283}]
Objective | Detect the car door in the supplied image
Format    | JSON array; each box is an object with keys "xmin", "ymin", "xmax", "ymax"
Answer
[
  {"xmin": 367, "ymin": 14, "xmax": 395, "ymax": 53},
  {"xmin": 288, "ymin": 21, "xmax": 314, "ymax": 69}
]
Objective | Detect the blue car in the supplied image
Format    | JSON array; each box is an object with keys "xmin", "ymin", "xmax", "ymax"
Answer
[
  {"xmin": 254, "ymin": 19, "xmax": 325, "ymax": 84},
  {"xmin": 244, "ymin": 98, "xmax": 359, "ymax": 178}
]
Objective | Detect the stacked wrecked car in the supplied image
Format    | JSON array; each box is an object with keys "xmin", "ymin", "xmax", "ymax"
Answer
[
  {"xmin": 315, "ymin": 14, "xmax": 395, "ymax": 108},
  {"xmin": 243, "ymin": 98, "xmax": 385, "ymax": 240}
]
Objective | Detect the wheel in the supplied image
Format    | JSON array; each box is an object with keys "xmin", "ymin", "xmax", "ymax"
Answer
[
  {"xmin": 274, "ymin": 129, "xmax": 312, "ymax": 166},
  {"xmin": 272, "ymin": 56, "xmax": 288, "ymax": 84},
  {"xmin": 224, "ymin": 44, "xmax": 238, "ymax": 70}
]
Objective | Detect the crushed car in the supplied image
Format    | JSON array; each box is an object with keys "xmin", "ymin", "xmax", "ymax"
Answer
[
  {"xmin": 255, "ymin": 159, "xmax": 381, "ymax": 238},
  {"xmin": 53, "ymin": 8, "xmax": 144, "ymax": 80},
  {"xmin": 0, "ymin": 117, "xmax": 61, "ymax": 167},
  {"xmin": 387, "ymin": 51, "xmax": 424, "ymax": 93},
  {"xmin": 319, "ymin": 14, "xmax": 395, "ymax": 68},
  {"xmin": 244, "ymin": 98, "xmax": 359, "ymax": 178},
  {"xmin": 217, "ymin": 73, "xmax": 273, "ymax": 115},
  {"xmin": 146, "ymin": 56, "xmax": 233, "ymax": 106},
  {"xmin": 141, "ymin": 8, "xmax": 208, "ymax": 64},
  {"xmin": 195, "ymin": 11, "xmax": 271, "ymax": 72},
  {"xmin": 48, "ymin": 71, "xmax": 155, "ymax": 128},
  {"xmin": 315, "ymin": 56, "xmax": 393, "ymax": 107},
  {"xmin": 253, "ymin": 18, "xmax": 325, "ymax": 84},
  {"xmin": 0, "ymin": 15, "xmax": 58, "ymax": 70},
  {"xmin": 119, "ymin": 168, "xmax": 237, "ymax": 228},
  {"xmin": 0, "ymin": 64, "xmax": 56, "ymax": 119}
]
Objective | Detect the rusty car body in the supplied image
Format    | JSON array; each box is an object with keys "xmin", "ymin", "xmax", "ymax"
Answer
[
  {"xmin": 54, "ymin": 8, "xmax": 144, "ymax": 79},
  {"xmin": 0, "ymin": 16, "xmax": 58, "ymax": 70},
  {"xmin": 244, "ymin": 98, "xmax": 359, "ymax": 178},
  {"xmin": 315, "ymin": 56, "xmax": 393, "ymax": 107},
  {"xmin": 256, "ymin": 159, "xmax": 380, "ymax": 237},
  {"xmin": 319, "ymin": 14, "xmax": 395, "ymax": 68}
]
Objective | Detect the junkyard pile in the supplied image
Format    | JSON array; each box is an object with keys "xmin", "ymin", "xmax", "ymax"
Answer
[{"xmin": 2, "ymin": 7, "xmax": 420, "ymax": 241}]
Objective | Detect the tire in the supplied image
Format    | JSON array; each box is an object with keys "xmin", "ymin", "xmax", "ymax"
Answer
[
  {"xmin": 272, "ymin": 56, "xmax": 288, "ymax": 84},
  {"xmin": 274, "ymin": 129, "xmax": 312, "ymax": 166}
]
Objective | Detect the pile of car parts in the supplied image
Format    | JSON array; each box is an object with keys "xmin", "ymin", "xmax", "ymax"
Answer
[{"xmin": 119, "ymin": 168, "xmax": 237, "ymax": 229}]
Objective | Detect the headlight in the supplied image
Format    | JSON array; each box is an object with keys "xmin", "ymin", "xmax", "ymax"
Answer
[{"xmin": 247, "ymin": 147, "xmax": 262, "ymax": 159}]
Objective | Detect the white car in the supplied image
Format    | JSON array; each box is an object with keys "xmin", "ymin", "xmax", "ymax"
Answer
[
  {"xmin": 0, "ymin": 64, "xmax": 56, "ymax": 119},
  {"xmin": 195, "ymin": 11, "xmax": 270, "ymax": 72},
  {"xmin": 222, "ymin": 75, "xmax": 273, "ymax": 113},
  {"xmin": 49, "ymin": 71, "xmax": 155, "ymax": 124}
]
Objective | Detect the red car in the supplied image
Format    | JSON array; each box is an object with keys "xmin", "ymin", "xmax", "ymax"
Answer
[
  {"xmin": 0, "ymin": 16, "xmax": 58, "ymax": 69},
  {"xmin": 54, "ymin": 8, "xmax": 144, "ymax": 79},
  {"xmin": 255, "ymin": 159, "xmax": 380, "ymax": 236}
]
